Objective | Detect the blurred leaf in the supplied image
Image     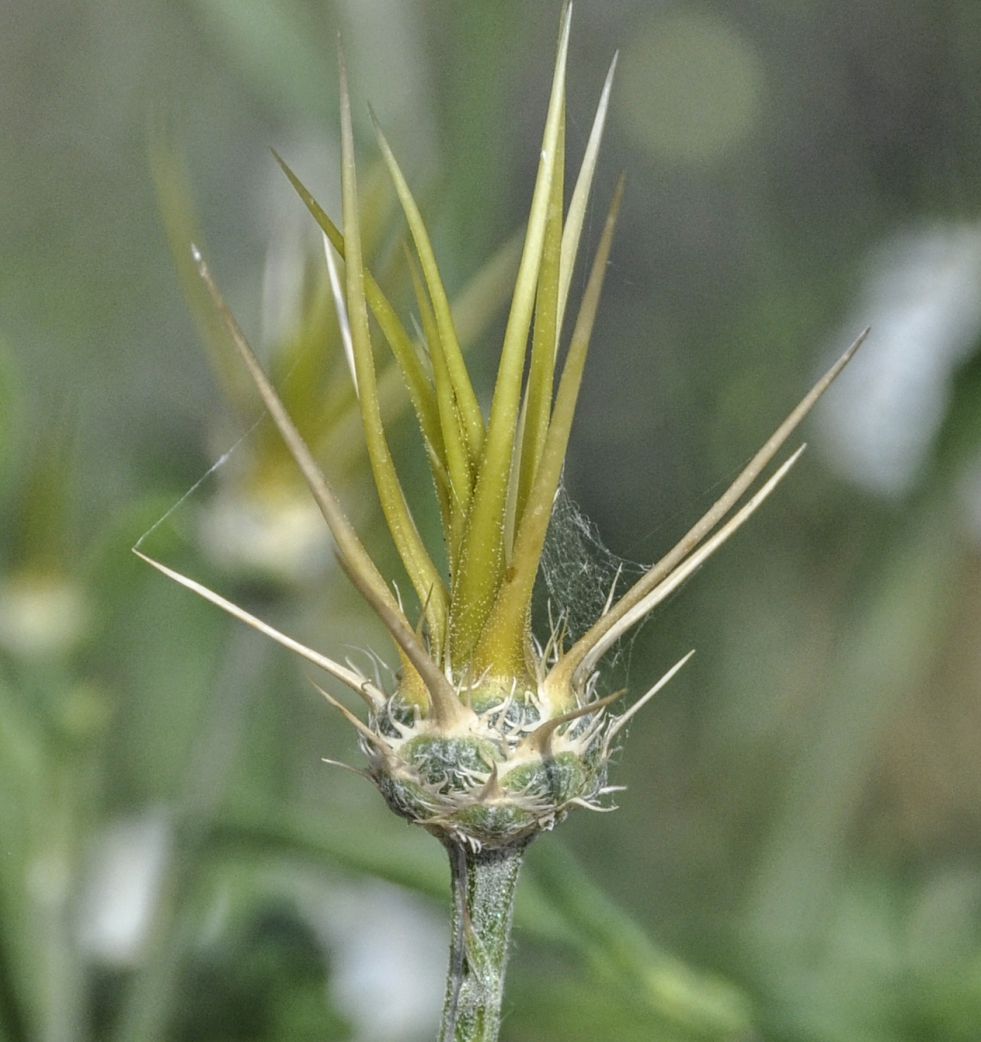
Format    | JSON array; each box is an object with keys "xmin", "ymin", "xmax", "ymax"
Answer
[
  {"xmin": 203, "ymin": 810, "xmax": 753, "ymax": 1039},
  {"xmin": 507, "ymin": 969, "xmax": 701, "ymax": 1042},
  {"xmin": 0, "ymin": 335, "xmax": 19, "ymax": 494},
  {"xmin": 188, "ymin": 0, "xmax": 331, "ymax": 118},
  {"xmin": 172, "ymin": 903, "xmax": 352, "ymax": 1042},
  {"xmin": 747, "ymin": 504, "xmax": 962, "ymax": 948},
  {"xmin": 525, "ymin": 842, "xmax": 755, "ymax": 1039}
]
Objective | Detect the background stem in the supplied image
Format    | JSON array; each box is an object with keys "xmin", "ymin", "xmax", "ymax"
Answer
[{"xmin": 438, "ymin": 841, "xmax": 526, "ymax": 1042}]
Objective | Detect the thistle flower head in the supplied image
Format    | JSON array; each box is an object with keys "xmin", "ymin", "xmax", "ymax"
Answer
[{"xmin": 139, "ymin": 5, "xmax": 866, "ymax": 850}]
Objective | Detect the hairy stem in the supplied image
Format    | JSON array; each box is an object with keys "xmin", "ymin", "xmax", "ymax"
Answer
[{"xmin": 438, "ymin": 841, "xmax": 527, "ymax": 1042}]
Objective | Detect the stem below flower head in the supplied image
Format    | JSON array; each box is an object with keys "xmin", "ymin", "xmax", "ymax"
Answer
[{"xmin": 438, "ymin": 841, "xmax": 527, "ymax": 1042}]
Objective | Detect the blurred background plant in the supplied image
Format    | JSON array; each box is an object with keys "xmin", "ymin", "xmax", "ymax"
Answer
[{"xmin": 1, "ymin": 2, "xmax": 980, "ymax": 1041}]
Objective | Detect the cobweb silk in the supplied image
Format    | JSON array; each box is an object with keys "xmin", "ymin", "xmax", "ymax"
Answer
[{"xmin": 537, "ymin": 479, "xmax": 649, "ymax": 678}]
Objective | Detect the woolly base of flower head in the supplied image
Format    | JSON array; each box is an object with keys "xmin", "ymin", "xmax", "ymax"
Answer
[{"xmin": 364, "ymin": 679, "xmax": 620, "ymax": 850}]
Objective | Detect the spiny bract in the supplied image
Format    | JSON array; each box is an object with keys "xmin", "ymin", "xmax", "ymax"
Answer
[{"xmin": 138, "ymin": 6, "xmax": 865, "ymax": 851}]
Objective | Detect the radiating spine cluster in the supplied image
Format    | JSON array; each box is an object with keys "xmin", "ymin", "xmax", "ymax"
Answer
[{"xmin": 137, "ymin": 5, "xmax": 865, "ymax": 853}]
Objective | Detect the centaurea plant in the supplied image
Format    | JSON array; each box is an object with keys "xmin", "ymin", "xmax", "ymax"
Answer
[{"xmin": 138, "ymin": 8, "xmax": 865, "ymax": 1040}]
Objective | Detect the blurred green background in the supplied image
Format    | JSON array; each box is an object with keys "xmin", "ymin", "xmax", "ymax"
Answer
[{"xmin": 2, "ymin": 2, "xmax": 980, "ymax": 1040}]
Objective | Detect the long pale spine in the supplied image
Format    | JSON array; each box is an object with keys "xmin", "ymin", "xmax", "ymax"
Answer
[{"xmin": 438, "ymin": 843, "xmax": 527, "ymax": 1042}]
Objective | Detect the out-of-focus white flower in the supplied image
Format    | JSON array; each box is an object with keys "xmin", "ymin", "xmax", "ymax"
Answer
[
  {"xmin": 78, "ymin": 811, "xmax": 171, "ymax": 966},
  {"xmin": 310, "ymin": 879, "xmax": 445, "ymax": 1042},
  {"xmin": 198, "ymin": 485, "xmax": 331, "ymax": 586},
  {"xmin": 0, "ymin": 571, "xmax": 90, "ymax": 659},
  {"xmin": 818, "ymin": 221, "xmax": 981, "ymax": 498}
]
